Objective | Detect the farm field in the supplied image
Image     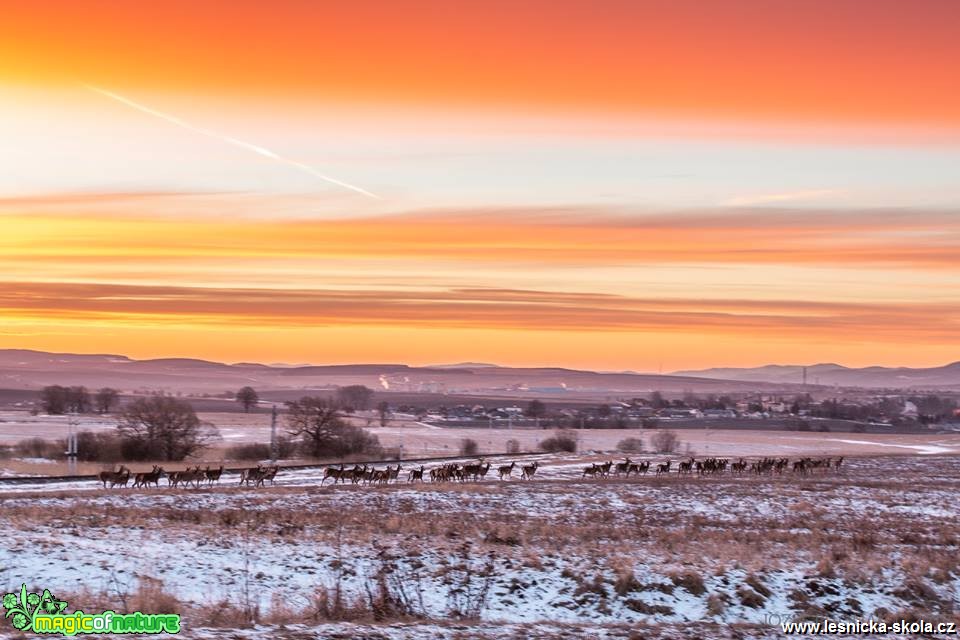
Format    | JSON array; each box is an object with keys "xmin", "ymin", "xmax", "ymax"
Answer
[
  {"xmin": 2, "ymin": 408, "xmax": 959, "ymax": 478},
  {"xmin": 1, "ymin": 454, "xmax": 958, "ymax": 639}
]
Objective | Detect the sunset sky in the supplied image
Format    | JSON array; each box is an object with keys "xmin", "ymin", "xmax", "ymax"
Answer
[{"xmin": 2, "ymin": 0, "xmax": 959, "ymax": 371}]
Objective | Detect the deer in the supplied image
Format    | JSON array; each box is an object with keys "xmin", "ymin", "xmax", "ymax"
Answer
[
  {"xmin": 259, "ymin": 465, "xmax": 279, "ymax": 486},
  {"xmin": 109, "ymin": 466, "xmax": 131, "ymax": 489},
  {"xmin": 656, "ymin": 460, "xmax": 671, "ymax": 477},
  {"xmin": 498, "ymin": 461, "xmax": 516, "ymax": 480},
  {"xmin": 350, "ymin": 464, "xmax": 368, "ymax": 484},
  {"xmin": 408, "ymin": 465, "xmax": 425, "ymax": 483},
  {"xmin": 597, "ymin": 460, "xmax": 613, "ymax": 478},
  {"xmin": 99, "ymin": 465, "xmax": 129, "ymax": 489},
  {"xmin": 204, "ymin": 464, "xmax": 224, "ymax": 485},
  {"xmin": 239, "ymin": 465, "xmax": 264, "ymax": 487},
  {"xmin": 582, "ymin": 463, "xmax": 600, "ymax": 478},
  {"xmin": 614, "ymin": 458, "xmax": 632, "ymax": 476},
  {"xmin": 388, "ymin": 464, "xmax": 402, "ymax": 484},
  {"xmin": 520, "ymin": 461, "xmax": 539, "ymax": 480},
  {"xmin": 133, "ymin": 465, "xmax": 162, "ymax": 489},
  {"xmin": 626, "ymin": 461, "xmax": 649, "ymax": 477},
  {"xmin": 322, "ymin": 464, "xmax": 344, "ymax": 485},
  {"xmin": 476, "ymin": 462, "xmax": 491, "ymax": 481},
  {"xmin": 834, "ymin": 456, "xmax": 844, "ymax": 471},
  {"xmin": 177, "ymin": 465, "xmax": 203, "ymax": 489},
  {"xmin": 678, "ymin": 458, "xmax": 694, "ymax": 475}
]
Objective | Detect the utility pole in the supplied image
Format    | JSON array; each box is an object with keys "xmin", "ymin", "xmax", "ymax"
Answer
[
  {"xmin": 270, "ymin": 404, "xmax": 278, "ymax": 462},
  {"xmin": 65, "ymin": 417, "xmax": 78, "ymax": 475}
]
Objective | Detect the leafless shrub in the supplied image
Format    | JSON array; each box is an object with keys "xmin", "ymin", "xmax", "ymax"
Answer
[
  {"xmin": 460, "ymin": 438, "xmax": 479, "ymax": 456},
  {"xmin": 363, "ymin": 543, "xmax": 429, "ymax": 621},
  {"xmin": 650, "ymin": 430, "xmax": 680, "ymax": 454},
  {"xmin": 745, "ymin": 574, "xmax": 771, "ymax": 598},
  {"xmin": 816, "ymin": 556, "xmax": 836, "ymax": 578},
  {"xmin": 15, "ymin": 437, "xmax": 62, "ymax": 459},
  {"xmin": 670, "ymin": 570, "xmax": 706, "ymax": 596},
  {"xmin": 539, "ymin": 429, "xmax": 577, "ymax": 453},
  {"xmin": 613, "ymin": 568, "xmax": 641, "ymax": 596},
  {"xmin": 444, "ymin": 542, "xmax": 496, "ymax": 619},
  {"xmin": 574, "ymin": 573, "xmax": 608, "ymax": 598},
  {"xmin": 505, "ymin": 439, "xmax": 520, "ymax": 454},
  {"xmin": 226, "ymin": 443, "xmax": 272, "ymax": 460},
  {"xmin": 737, "ymin": 586, "xmax": 766, "ymax": 608},
  {"xmin": 128, "ymin": 576, "xmax": 182, "ymax": 615},
  {"xmin": 616, "ymin": 437, "xmax": 644, "ymax": 453}
]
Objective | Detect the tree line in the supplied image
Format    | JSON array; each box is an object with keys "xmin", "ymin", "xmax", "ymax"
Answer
[{"xmin": 39, "ymin": 386, "xmax": 119, "ymax": 415}]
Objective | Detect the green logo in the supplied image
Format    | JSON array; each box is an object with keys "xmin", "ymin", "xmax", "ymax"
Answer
[{"xmin": 3, "ymin": 584, "xmax": 180, "ymax": 636}]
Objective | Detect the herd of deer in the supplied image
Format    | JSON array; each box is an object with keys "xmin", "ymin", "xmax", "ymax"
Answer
[
  {"xmin": 581, "ymin": 455, "xmax": 844, "ymax": 479},
  {"xmin": 94, "ymin": 454, "xmax": 843, "ymax": 491},
  {"xmin": 319, "ymin": 459, "xmax": 541, "ymax": 485},
  {"xmin": 96, "ymin": 463, "xmax": 272, "ymax": 489}
]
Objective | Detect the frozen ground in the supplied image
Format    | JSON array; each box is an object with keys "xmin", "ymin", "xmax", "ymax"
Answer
[
  {"xmin": 1, "ymin": 455, "xmax": 958, "ymax": 638},
  {"xmin": 3, "ymin": 407, "xmax": 960, "ymax": 478}
]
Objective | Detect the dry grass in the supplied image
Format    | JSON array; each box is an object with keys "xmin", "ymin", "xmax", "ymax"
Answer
[{"xmin": 3, "ymin": 455, "xmax": 959, "ymax": 629}]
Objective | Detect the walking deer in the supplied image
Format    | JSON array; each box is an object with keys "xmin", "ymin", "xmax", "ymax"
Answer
[
  {"xmin": 408, "ymin": 465, "xmax": 425, "ymax": 483},
  {"xmin": 322, "ymin": 464, "xmax": 347, "ymax": 485},
  {"xmin": 497, "ymin": 461, "xmax": 516, "ymax": 480},
  {"xmin": 521, "ymin": 461, "xmax": 539, "ymax": 480},
  {"xmin": 99, "ymin": 465, "xmax": 129, "ymax": 489},
  {"xmin": 133, "ymin": 465, "xmax": 163, "ymax": 489},
  {"xmin": 204, "ymin": 464, "xmax": 224, "ymax": 485}
]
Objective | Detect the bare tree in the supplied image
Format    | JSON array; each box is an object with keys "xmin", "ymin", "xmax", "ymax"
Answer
[
  {"xmin": 460, "ymin": 438, "xmax": 479, "ymax": 456},
  {"xmin": 650, "ymin": 429, "xmax": 680, "ymax": 454},
  {"xmin": 117, "ymin": 396, "xmax": 218, "ymax": 461},
  {"xmin": 525, "ymin": 399, "xmax": 547, "ymax": 427},
  {"xmin": 66, "ymin": 386, "xmax": 91, "ymax": 413},
  {"xmin": 286, "ymin": 396, "xmax": 381, "ymax": 458},
  {"xmin": 335, "ymin": 385, "xmax": 374, "ymax": 411},
  {"xmin": 377, "ymin": 400, "xmax": 391, "ymax": 427},
  {"xmin": 95, "ymin": 387, "xmax": 120, "ymax": 414},
  {"xmin": 236, "ymin": 386, "xmax": 259, "ymax": 413},
  {"xmin": 40, "ymin": 385, "xmax": 69, "ymax": 415}
]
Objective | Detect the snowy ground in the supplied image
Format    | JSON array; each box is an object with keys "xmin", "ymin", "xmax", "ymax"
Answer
[
  {"xmin": 3, "ymin": 406, "xmax": 960, "ymax": 478},
  {"xmin": 1, "ymin": 455, "xmax": 958, "ymax": 638}
]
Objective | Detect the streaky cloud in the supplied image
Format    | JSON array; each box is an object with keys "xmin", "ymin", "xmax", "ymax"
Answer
[{"xmin": 83, "ymin": 84, "xmax": 381, "ymax": 200}]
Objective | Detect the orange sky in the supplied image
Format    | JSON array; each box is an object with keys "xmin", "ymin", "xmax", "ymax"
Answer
[
  {"xmin": 2, "ymin": 1, "xmax": 959, "ymax": 370},
  {"xmin": 3, "ymin": 0, "xmax": 960, "ymax": 124}
]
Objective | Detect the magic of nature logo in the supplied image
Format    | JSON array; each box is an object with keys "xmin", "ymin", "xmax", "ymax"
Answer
[{"xmin": 3, "ymin": 584, "xmax": 180, "ymax": 635}]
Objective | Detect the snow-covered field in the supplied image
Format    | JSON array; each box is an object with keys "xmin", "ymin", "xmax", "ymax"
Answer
[{"xmin": 1, "ymin": 454, "xmax": 958, "ymax": 638}]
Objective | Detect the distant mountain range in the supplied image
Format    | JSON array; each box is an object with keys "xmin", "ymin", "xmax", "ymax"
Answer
[
  {"xmin": 0, "ymin": 349, "xmax": 786, "ymax": 396},
  {"xmin": 0, "ymin": 349, "xmax": 956, "ymax": 395},
  {"xmin": 674, "ymin": 362, "xmax": 960, "ymax": 390}
]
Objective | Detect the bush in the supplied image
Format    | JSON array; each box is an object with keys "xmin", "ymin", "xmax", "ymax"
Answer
[
  {"xmin": 460, "ymin": 438, "xmax": 479, "ymax": 456},
  {"xmin": 650, "ymin": 430, "xmax": 680, "ymax": 454},
  {"xmin": 73, "ymin": 431, "xmax": 124, "ymax": 462},
  {"xmin": 226, "ymin": 443, "xmax": 272, "ymax": 461},
  {"xmin": 539, "ymin": 430, "xmax": 577, "ymax": 453},
  {"xmin": 505, "ymin": 439, "xmax": 520, "ymax": 454},
  {"xmin": 117, "ymin": 396, "xmax": 218, "ymax": 461},
  {"xmin": 286, "ymin": 396, "xmax": 382, "ymax": 458},
  {"xmin": 14, "ymin": 437, "xmax": 62, "ymax": 459},
  {"xmin": 616, "ymin": 437, "xmax": 644, "ymax": 453},
  {"xmin": 670, "ymin": 571, "xmax": 706, "ymax": 596}
]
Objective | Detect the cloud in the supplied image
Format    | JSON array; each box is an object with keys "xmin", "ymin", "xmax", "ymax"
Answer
[
  {"xmin": 84, "ymin": 85, "xmax": 381, "ymax": 199},
  {"xmin": 0, "ymin": 282, "xmax": 956, "ymax": 341},
  {"xmin": 722, "ymin": 189, "xmax": 842, "ymax": 207}
]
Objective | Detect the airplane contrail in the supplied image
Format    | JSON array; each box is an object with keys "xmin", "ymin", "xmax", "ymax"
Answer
[{"xmin": 83, "ymin": 84, "xmax": 380, "ymax": 199}]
